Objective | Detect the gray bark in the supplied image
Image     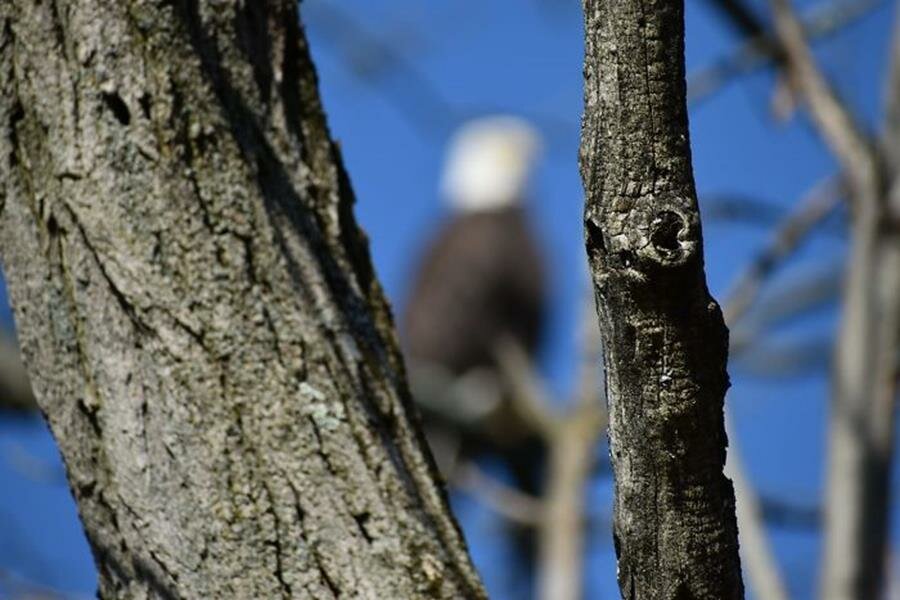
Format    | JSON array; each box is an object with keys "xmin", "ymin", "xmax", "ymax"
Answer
[
  {"xmin": 580, "ymin": 0, "xmax": 744, "ymax": 597},
  {"xmin": 0, "ymin": 1, "xmax": 485, "ymax": 598}
]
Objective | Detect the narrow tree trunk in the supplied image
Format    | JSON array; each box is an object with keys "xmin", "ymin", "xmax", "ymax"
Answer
[
  {"xmin": 0, "ymin": 2, "xmax": 485, "ymax": 598},
  {"xmin": 580, "ymin": 0, "xmax": 744, "ymax": 597},
  {"xmin": 821, "ymin": 203, "xmax": 900, "ymax": 600},
  {"xmin": 820, "ymin": 16, "xmax": 900, "ymax": 594}
]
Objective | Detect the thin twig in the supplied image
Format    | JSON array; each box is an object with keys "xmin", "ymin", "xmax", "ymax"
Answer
[
  {"xmin": 493, "ymin": 337, "xmax": 560, "ymax": 440},
  {"xmin": 723, "ymin": 175, "xmax": 843, "ymax": 325},
  {"xmin": 537, "ymin": 413, "xmax": 600, "ymax": 600},
  {"xmin": 452, "ymin": 461, "xmax": 544, "ymax": 527},
  {"xmin": 494, "ymin": 314, "xmax": 606, "ymax": 600},
  {"xmin": 541, "ymin": 299, "xmax": 607, "ymax": 600}
]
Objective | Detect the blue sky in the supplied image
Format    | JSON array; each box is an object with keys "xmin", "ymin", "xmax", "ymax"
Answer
[{"xmin": 0, "ymin": 1, "xmax": 897, "ymax": 598}]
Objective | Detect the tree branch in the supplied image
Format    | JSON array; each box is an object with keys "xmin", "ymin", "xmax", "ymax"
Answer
[
  {"xmin": 689, "ymin": 0, "xmax": 880, "ymax": 106},
  {"xmin": 493, "ymin": 337, "xmax": 560, "ymax": 440},
  {"xmin": 768, "ymin": 0, "xmax": 880, "ymax": 195},
  {"xmin": 723, "ymin": 175, "xmax": 843, "ymax": 325},
  {"xmin": 581, "ymin": 0, "xmax": 744, "ymax": 594},
  {"xmin": 451, "ymin": 461, "xmax": 544, "ymax": 527},
  {"xmin": 715, "ymin": 179, "xmax": 841, "ymax": 600},
  {"xmin": 819, "ymin": 7, "xmax": 900, "ymax": 597}
]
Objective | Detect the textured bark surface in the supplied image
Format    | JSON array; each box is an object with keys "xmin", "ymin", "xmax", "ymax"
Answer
[
  {"xmin": 0, "ymin": 1, "xmax": 485, "ymax": 598},
  {"xmin": 580, "ymin": 0, "xmax": 744, "ymax": 597}
]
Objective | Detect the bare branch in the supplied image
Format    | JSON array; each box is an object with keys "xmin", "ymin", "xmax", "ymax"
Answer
[
  {"xmin": 572, "ymin": 292, "xmax": 607, "ymax": 414},
  {"xmin": 536, "ymin": 298, "xmax": 606, "ymax": 600},
  {"xmin": 493, "ymin": 337, "xmax": 560, "ymax": 440},
  {"xmin": 723, "ymin": 175, "xmax": 843, "ymax": 325},
  {"xmin": 714, "ymin": 178, "xmax": 843, "ymax": 600},
  {"xmin": 451, "ymin": 461, "xmax": 544, "ymax": 527},
  {"xmin": 537, "ymin": 413, "xmax": 601, "ymax": 600},
  {"xmin": 689, "ymin": 0, "xmax": 880, "ymax": 106},
  {"xmin": 768, "ymin": 0, "xmax": 880, "ymax": 195},
  {"xmin": 493, "ymin": 306, "xmax": 606, "ymax": 600},
  {"xmin": 304, "ymin": 1, "xmax": 457, "ymax": 138}
]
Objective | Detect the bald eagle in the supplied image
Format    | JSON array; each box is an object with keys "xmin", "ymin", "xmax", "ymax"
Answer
[{"xmin": 402, "ymin": 116, "xmax": 548, "ymax": 495}]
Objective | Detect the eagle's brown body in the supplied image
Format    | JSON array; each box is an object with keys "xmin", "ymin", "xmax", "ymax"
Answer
[
  {"xmin": 402, "ymin": 204, "xmax": 547, "ymax": 507},
  {"xmin": 403, "ymin": 206, "xmax": 546, "ymax": 375}
]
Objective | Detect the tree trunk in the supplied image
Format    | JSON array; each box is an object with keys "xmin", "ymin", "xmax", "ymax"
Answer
[
  {"xmin": 0, "ymin": 2, "xmax": 485, "ymax": 598},
  {"xmin": 580, "ymin": 0, "xmax": 744, "ymax": 597},
  {"xmin": 821, "ymin": 199, "xmax": 900, "ymax": 600},
  {"xmin": 820, "ymin": 14, "xmax": 900, "ymax": 594}
]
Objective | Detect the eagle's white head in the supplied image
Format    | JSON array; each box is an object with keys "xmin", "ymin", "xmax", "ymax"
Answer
[{"xmin": 441, "ymin": 115, "xmax": 542, "ymax": 213}]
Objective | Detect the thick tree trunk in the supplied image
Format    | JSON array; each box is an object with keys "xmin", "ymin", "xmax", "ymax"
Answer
[
  {"xmin": 580, "ymin": 0, "xmax": 744, "ymax": 597},
  {"xmin": 0, "ymin": 2, "xmax": 485, "ymax": 598}
]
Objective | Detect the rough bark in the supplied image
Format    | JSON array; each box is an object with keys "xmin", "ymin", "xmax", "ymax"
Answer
[
  {"xmin": 0, "ymin": 1, "xmax": 485, "ymax": 598},
  {"xmin": 580, "ymin": 0, "xmax": 744, "ymax": 597}
]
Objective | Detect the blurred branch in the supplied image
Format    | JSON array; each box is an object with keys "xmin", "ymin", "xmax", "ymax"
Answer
[
  {"xmin": 494, "ymin": 338, "xmax": 560, "ymax": 440},
  {"xmin": 703, "ymin": 0, "xmax": 767, "ymax": 37},
  {"xmin": 689, "ymin": 0, "xmax": 881, "ymax": 106},
  {"xmin": 768, "ymin": 0, "xmax": 880, "ymax": 196},
  {"xmin": 819, "ymin": 9, "xmax": 900, "ymax": 597},
  {"xmin": 758, "ymin": 495, "xmax": 821, "ymax": 529},
  {"xmin": 2, "ymin": 442, "xmax": 66, "ymax": 484},
  {"xmin": 730, "ymin": 265, "xmax": 842, "ymax": 344},
  {"xmin": 538, "ymin": 412, "xmax": 600, "ymax": 600},
  {"xmin": 537, "ymin": 300, "xmax": 606, "ymax": 600},
  {"xmin": 0, "ymin": 567, "xmax": 88, "ymax": 600},
  {"xmin": 571, "ymin": 293, "xmax": 606, "ymax": 413},
  {"xmin": 494, "ymin": 303, "xmax": 606, "ymax": 600},
  {"xmin": 716, "ymin": 178, "xmax": 845, "ymax": 600},
  {"xmin": 723, "ymin": 176, "xmax": 843, "ymax": 325},
  {"xmin": 732, "ymin": 333, "xmax": 832, "ymax": 378},
  {"xmin": 452, "ymin": 461, "xmax": 544, "ymax": 527},
  {"xmin": 703, "ymin": 194, "xmax": 792, "ymax": 227}
]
